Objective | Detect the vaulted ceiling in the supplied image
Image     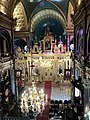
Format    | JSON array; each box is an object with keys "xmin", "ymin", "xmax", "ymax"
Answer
[
  {"xmin": 0, "ymin": 0, "xmax": 84, "ymax": 43},
  {"xmin": 0, "ymin": 0, "xmax": 83, "ymax": 16},
  {"xmin": 13, "ymin": 0, "xmax": 73, "ymax": 42}
]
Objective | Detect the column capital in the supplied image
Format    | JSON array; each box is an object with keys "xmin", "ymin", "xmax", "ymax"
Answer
[{"xmin": 65, "ymin": 27, "xmax": 74, "ymax": 34}]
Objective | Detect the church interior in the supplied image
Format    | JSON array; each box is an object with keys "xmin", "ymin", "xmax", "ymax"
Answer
[{"xmin": 0, "ymin": 0, "xmax": 90, "ymax": 120}]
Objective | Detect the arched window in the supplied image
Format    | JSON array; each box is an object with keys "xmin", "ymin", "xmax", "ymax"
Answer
[
  {"xmin": 76, "ymin": 26, "xmax": 84, "ymax": 55},
  {"xmin": 14, "ymin": 38, "xmax": 27, "ymax": 52}
]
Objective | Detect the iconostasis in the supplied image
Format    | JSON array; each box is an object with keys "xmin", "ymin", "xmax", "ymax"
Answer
[{"xmin": 31, "ymin": 52, "xmax": 72, "ymax": 82}]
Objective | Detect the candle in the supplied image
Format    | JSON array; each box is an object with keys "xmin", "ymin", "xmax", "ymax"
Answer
[
  {"xmin": 66, "ymin": 60, "xmax": 67, "ymax": 69},
  {"xmin": 69, "ymin": 60, "xmax": 70, "ymax": 69},
  {"xmin": 46, "ymin": 94, "xmax": 48, "ymax": 103},
  {"xmin": 42, "ymin": 102, "xmax": 45, "ymax": 109}
]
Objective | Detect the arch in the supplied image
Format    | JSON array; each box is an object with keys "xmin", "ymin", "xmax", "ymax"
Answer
[
  {"xmin": 30, "ymin": 9, "xmax": 66, "ymax": 32},
  {"xmin": 11, "ymin": 0, "xmax": 21, "ymax": 18},
  {"xmin": 77, "ymin": 0, "xmax": 82, "ymax": 6},
  {"xmin": 67, "ymin": 1, "xmax": 74, "ymax": 27},
  {"xmin": 0, "ymin": 0, "xmax": 11, "ymax": 15},
  {"xmin": 30, "ymin": 0, "xmax": 66, "ymax": 21},
  {"xmin": 48, "ymin": 0, "xmax": 67, "ymax": 21},
  {"xmin": 0, "ymin": 29, "xmax": 12, "ymax": 56},
  {"xmin": 13, "ymin": 2, "xmax": 28, "ymax": 31},
  {"xmin": 70, "ymin": 37, "xmax": 74, "ymax": 45},
  {"xmin": 0, "ymin": 0, "xmax": 16, "ymax": 17},
  {"xmin": 77, "ymin": 26, "xmax": 84, "ymax": 37},
  {"xmin": 14, "ymin": 38, "xmax": 27, "ymax": 50},
  {"xmin": 69, "ymin": 0, "xmax": 76, "ymax": 11}
]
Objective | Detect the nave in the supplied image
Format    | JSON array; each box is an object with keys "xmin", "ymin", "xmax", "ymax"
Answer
[
  {"xmin": 0, "ymin": 1, "xmax": 89, "ymax": 120},
  {"xmin": 7, "ymin": 81, "xmax": 80, "ymax": 120}
]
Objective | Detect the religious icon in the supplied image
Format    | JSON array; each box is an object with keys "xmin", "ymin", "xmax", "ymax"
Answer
[
  {"xmin": 45, "ymin": 37, "xmax": 51, "ymax": 50},
  {"xmin": 59, "ymin": 65, "xmax": 62, "ymax": 74},
  {"xmin": 64, "ymin": 69, "xmax": 71, "ymax": 80}
]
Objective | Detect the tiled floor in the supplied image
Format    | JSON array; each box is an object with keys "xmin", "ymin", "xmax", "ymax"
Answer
[
  {"xmin": 24, "ymin": 81, "xmax": 72, "ymax": 102},
  {"xmin": 51, "ymin": 81, "xmax": 72, "ymax": 102}
]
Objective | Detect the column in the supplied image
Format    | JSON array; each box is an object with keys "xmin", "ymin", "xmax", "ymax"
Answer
[
  {"xmin": 67, "ymin": 35, "xmax": 70, "ymax": 52},
  {"xmin": 0, "ymin": 58, "xmax": 3, "ymax": 120},
  {"xmin": 83, "ymin": 81, "xmax": 90, "ymax": 120}
]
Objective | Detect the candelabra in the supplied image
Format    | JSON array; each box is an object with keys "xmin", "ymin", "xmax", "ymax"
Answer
[{"xmin": 20, "ymin": 81, "xmax": 48, "ymax": 118}]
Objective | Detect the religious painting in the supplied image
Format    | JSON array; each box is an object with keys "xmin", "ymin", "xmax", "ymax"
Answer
[
  {"xmin": 35, "ymin": 65, "xmax": 40, "ymax": 75},
  {"xmin": 64, "ymin": 69, "xmax": 71, "ymax": 80},
  {"xmin": 58, "ymin": 65, "xmax": 63, "ymax": 74},
  {"xmin": 76, "ymin": 26, "xmax": 84, "ymax": 55},
  {"xmin": 45, "ymin": 37, "xmax": 51, "ymax": 50},
  {"xmin": 57, "ymin": 64, "xmax": 63, "ymax": 77},
  {"xmin": 32, "ymin": 64, "xmax": 40, "ymax": 75},
  {"xmin": 15, "ymin": 70, "xmax": 22, "ymax": 78}
]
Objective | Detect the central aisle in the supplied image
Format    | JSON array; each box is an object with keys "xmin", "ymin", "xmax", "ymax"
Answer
[
  {"xmin": 36, "ymin": 81, "xmax": 52, "ymax": 120},
  {"xmin": 44, "ymin": 81, "xmax": 52, "ymax": 102}
]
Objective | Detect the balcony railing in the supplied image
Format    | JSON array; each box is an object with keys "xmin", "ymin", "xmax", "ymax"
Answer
[
  {"xmin": 3, "ymin": 116, "xmax": 30, "ymax": 120},
  {"xmin": 3, "ymin": 117, "xmax": 18, "ymax": 120},
  {"xmin": 3, "ymin": 56, "xmax": 12, "ymax": 62}
]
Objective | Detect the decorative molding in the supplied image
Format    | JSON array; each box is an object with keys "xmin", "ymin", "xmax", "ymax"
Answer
[
  {"xmin": 0, "ymin": 60, "xmax": 13, "ymax": 71},
  {"xmin": 65, "ymin": 27, "xmax": 74, "ymax": 33},
  {"xmin": 14, "ymin": 31, "xmax": 30, "ymax": 38},
  {"xmin": 0, "ymin": 12, "xmax": 13, "ymax": 29},
  {"xmin": 86, "ymin": 67, "xmax": 90, "ymax": 74},
  {"xmin": 13, "ymin": 2, "xmax": 28, "ymax": 31}
]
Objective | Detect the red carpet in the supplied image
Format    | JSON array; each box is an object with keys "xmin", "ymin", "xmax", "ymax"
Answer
[
  {"xmin": 44, "ymin": 81, "xmax": 52, "ymax": 102},
  {"xmin": 36, "ymin": 81, "xmax": 52, "ymax": 120}
]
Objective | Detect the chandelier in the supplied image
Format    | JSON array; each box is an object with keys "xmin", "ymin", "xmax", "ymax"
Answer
[{"xmin": 20, "ymin": 81, "xmax": 48, "ymax": 116}]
